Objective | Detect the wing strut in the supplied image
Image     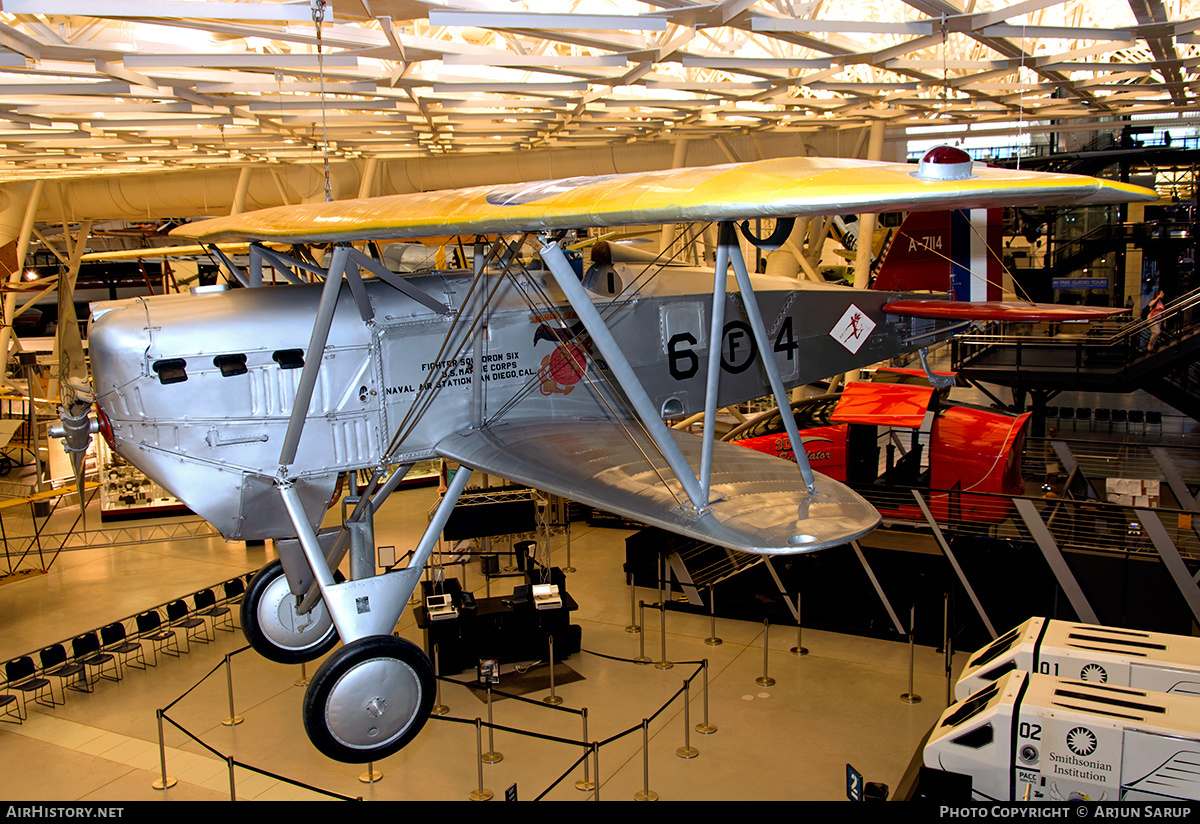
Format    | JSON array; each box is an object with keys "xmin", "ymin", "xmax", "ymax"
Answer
[
  {"xmin": 717, "ymin": 222, "xmax": 817, "ymax": 492},
  {"xmin": 278, "ymin": 243, "xmax": 351, "ymax": 467},
  {"xmin": 698, "ymin": 225, "xmax": 731, "ymax": 500},
  {"xmin": 539, "ymin": 237, "xmax": 710, "ymax": 513}
]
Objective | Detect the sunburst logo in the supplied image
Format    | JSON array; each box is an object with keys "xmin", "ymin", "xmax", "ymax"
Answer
[
  {"xmin": 1080, "ymin": 663, "xmax": 1108, "ymax": 683},
  {"xmin": 1067, "ymin": 727, "xmax": 1098, "ymax": 757}
]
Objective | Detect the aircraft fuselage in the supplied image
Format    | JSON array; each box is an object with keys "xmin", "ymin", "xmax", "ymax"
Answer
[{"xmin": 87, "ymin": 265, "xmax": 940, "ymax": 540}]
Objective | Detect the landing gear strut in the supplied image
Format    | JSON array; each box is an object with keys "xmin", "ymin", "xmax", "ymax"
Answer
[{"xmin": 274, "ymin": 465, "xmax": 474, "ymax": 763}]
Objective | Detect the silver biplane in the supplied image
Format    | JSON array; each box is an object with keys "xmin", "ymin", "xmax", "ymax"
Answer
[{"xmin": 52, "ymin": 146, "xmax": 1153, "ymax": 762}]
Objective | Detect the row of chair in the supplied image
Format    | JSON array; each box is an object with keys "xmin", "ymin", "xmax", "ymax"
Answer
[
  {"xmin": 1, "ymin": 577, "xmax": 245, "ymax": 723},
  {"xmin": 1047, "ymin": 406, "xmax": 1163, "ymax": 431}
]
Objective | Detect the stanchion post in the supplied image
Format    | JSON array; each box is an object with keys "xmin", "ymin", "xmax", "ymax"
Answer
[
  {"xmin": 152, "ymin": 709, "xmax": 177, "ymax": 790},
  {"xmin": 790, "ymin": 592, "xmax": 808, "ymax": 657},
  {"xmin": 943, "ymin": 593, "xmax": 953, "ymax": 707},
  {"xmin": 470, "ymin": 719, "xmax": 493, "ymax": 801},
  {"xmin": 432, "ymin": 643, "xmax": 449, "ymax": 716},
  {"xmin": 575, "ymin": 708, "xmax": 594, "ymax": 791},
  {"xmin": 482, "ymin": 686, "xmax": 503, "ymax": 763},
  {"xmin": 359, "ymin": 761, "xmax": 382, "ymax": 784},
  {"xmin": 705, "ymin": 588, "xmax": 721, "ymax": 646},
  {"xmin": 592, "ymin": 743, "xmax": 601, "ymax": 801},
  {"xmin": 564, "ymin": 518, "xmax": 575, "ymax": 573},
  {"xmin": 227, "ymin": 755, "xmax": 236, "ymax": 801},
  {"xmin": 677, "ymin": 680, "xmax": 698, "ymax": 759},
  {"xmin": 635, "ymin": 601, "xmax": 651, "ymax": 664},
  {"xmin": 634, "ymin": 718, "xmax": 658, "ymax": 801},
  {"xmin": 696, "ymin": 660, "xmax": 716, "ymax": 735},
  {"xmin": 544, "ymin": 635, "xmax": 563, "ymax": 705},
  {"xmin": 756, "ymin": 618, "xmax": 775, "ymax": 687},
  {"xmin": 626, "ymin": 572, "xmax": 641, "ymax": 634},
  {"xmin": 222, "ymin": 653, "xmax": 243, "ymax": 726},
  {"xmin": 295, "ymin": 660, "xmax": 309, "ymax": 687},
  {"xmin": 657, "ymin": 554, "xmax": 665, "ymax": 606},
  {"xmin": 655, "ymin": 602, "xmax": 673, "ymax": 670},
  {"xmin": 902, "ymin": 604, "xmax": 922, "ymax": 704}
]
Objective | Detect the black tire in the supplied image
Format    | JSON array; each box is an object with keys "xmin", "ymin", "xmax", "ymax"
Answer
[
  {"xmin": 242, "ymin": 559, "xmax": 340, "ymax": 664},
  {"xmin": 302, "ymin": 635, "xmax": 435, "ymax": 763}
]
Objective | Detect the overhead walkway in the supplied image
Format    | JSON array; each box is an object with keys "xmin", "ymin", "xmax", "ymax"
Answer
[{"xmin": 951, "ymin": 287, "xmax": 1200, "ymax": 423}]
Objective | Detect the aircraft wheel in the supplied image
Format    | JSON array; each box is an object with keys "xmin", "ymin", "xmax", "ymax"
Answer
[
  {"xmin": 302, "ymin": 636, "xmax": 435, "ymax": 763},
  {"xmin": 242, "ymin": 559, "xmax": 340, "ymax": 664}
]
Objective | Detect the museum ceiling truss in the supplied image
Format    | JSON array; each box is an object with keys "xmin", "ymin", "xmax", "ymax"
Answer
[{"xmin": 0, "ymin": 0, "xmax": 1191, "ymax": 183}]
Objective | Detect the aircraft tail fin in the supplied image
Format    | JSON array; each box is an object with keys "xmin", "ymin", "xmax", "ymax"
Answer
[{"xmin": 873, "ymin": 209, "xmax": 1002, "ymax": 301}]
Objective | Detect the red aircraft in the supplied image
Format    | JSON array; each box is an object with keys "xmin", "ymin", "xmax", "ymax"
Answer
[{"xmin": 727, "ymin": 372, "xmax": 1031, "ymax": 525}]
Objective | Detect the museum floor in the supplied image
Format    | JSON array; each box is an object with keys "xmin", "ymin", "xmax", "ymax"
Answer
[
  {"xmin": 2, "ymin": 378, "xmax": 1194, "ymax": 803},
  {"xmin": 0, "ymin": 479, "xmax": 959, "ymax": 802}
]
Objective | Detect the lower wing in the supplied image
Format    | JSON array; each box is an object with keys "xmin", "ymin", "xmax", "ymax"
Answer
[{"xmin": 435, "ymin": 418, "xmax": 880, "ymax": 555}]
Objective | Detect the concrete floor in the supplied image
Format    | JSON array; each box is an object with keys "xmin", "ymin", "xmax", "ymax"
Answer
[{"xmin": 0, "ymin": 482, "xmax": 958, "ymax": 802}]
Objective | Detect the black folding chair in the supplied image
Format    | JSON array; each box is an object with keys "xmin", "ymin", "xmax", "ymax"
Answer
[
  {"xmin": 194, "ymin": 589, "xmax": 233, "ymax": 634},
  {"xmin": 4, "ymin": 656, "xmax": 56, "ymax": 712},
  {"xmin": 166, "ymin": 600, "xmax": 210, "ymax": 652},
  {"xmin": 135, "ymin": 610, "xmax": 179, "ymax": 665},
  {"xmin": 72, "ymin": 632, "xmax": 120, "ymax": 686},
  {"xmin": 0, "ymin": 692, "xmax": 22, "ymax": 724},
  {"xmin": 101, "ymin": 622, "xmax": 146, "ymax": 676},
  {"xmin": 39, "ymin": 644, "xmax": 89, "ymax": 698}
]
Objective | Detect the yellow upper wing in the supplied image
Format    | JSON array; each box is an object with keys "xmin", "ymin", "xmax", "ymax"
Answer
[{"xmin": 171, "ymin": 155, "xmax": 1157, "ymax": 244}]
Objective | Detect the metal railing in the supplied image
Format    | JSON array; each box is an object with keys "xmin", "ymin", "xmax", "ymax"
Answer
[
  {"xmin": 952, "ymin": 286, "xmax": 1200, "ymax": 378},
  {"xmin": 856, "ymin": 483, "xmax": 1200, "ymax": 560},
  {"xmin": 1023, "ymin": 436, "xmax": 1200, "ymax": 487}
]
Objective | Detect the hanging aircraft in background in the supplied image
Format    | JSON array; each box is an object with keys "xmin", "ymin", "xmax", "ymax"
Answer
[
  {"xmin": 726, "ymin": 373, "xmax": 1032, "ymax": 525},
  {"xmin": 872, "ymin": 208, "xmax": 1004, "ymax": 302},
  {"xmin": 726, "ymin": 204, "xmax": 1028, "ymax": 525},
  {"xmin": 52, "ymin": 145, "xmax": 1154, "ymax": 764}
]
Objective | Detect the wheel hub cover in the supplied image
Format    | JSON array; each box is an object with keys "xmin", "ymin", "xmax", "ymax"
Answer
[
  {"xmin": 326, "ymin": 658, "xmax": 421, "ymax": 749},
  {"xmin": 263, "ymin": 577, "xmax": 331, "ymax": 648}
]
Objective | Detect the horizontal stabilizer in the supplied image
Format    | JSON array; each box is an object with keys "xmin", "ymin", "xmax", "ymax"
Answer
[
  {"xmin": 436, "ymin": 419, "xmax": 881, "ymax": 555},
  {"xmin": 882, "ymin": 299, "xmax": 1128, "ymax": 322}
]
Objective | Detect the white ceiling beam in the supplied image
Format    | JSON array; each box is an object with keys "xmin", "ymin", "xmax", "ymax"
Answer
[
  {"xmin": 0, "ymin": 1, "xmax": 328, "ymax": 22},
  {"xmin": 192, "ymin": 81, "xmax": 378, "ymax": 93},
  {"xmin": 14, "ymin": 102, "xmax": 195, "ymax": 114},
  {"xmin": 885, "ymin": 59, "xmax": 1013, "ymax": 70},
  {"xmin": 0, "ymin": 22, "xmax": 41, "ymax": 61},
  {"xmin": 751, "ymin": 19, "xmax": 936, "ymax": 35},
  {"xmin": 680, "ymin": 56, "xmax": 833, "ymax": 70},
  {"xmin": 0, "ymin": 81, "xmax": 133, "ymax": 96},
  {"xmin": 442, "ymin": 53, "xmax": 628, "ymax": 67},
  {"xmin": 430, "ymin": 81, "xmax": 589, "ymax": 93},
  {"xmin": 94, "ymin": 60, "xmax": 159, "ymax": 90},
  {"xmin": 646, "ymin": 80, "xmax": 772, "ymax": 90},
  {"xmin": 427, "ymin": 12, "xmax": 668, "ymax": 31},
  {"xmin": 124, "ymin": 54, "xmax": 361, "ymax": 69},
  {"xmin": 981, "ymin": 25, "xmax": 1136, "ymax": 40}
]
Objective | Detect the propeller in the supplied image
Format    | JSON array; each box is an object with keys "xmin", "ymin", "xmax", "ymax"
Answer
[{"xmin": 47, "ymin": 221, "xmax": 95, "ymax": 527}]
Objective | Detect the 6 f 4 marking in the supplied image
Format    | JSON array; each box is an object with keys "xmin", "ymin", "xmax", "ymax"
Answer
[{"xmin": 667, "ymin": 316, "xmax": 799, "ymax": 381}]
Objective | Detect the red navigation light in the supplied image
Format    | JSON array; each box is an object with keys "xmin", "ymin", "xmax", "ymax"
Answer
[{"xmin": 915, "ymin": 145, "xmax": 975, "ymax": 181}]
